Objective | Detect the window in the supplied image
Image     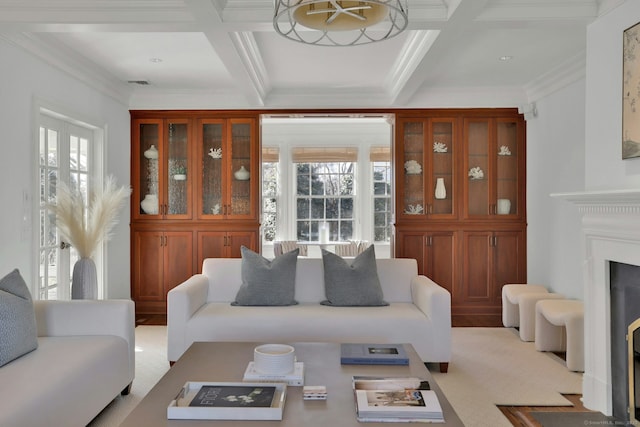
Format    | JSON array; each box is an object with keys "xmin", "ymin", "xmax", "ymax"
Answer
[
  {"xmin": 371, "ymin": 146, "xmax": 392, "ymax": 242},
  {"xmin": 262, "ymin": 148, "xmax": 279, "ymax": 242},
  {"xmin": 373, "ymin": 161, "xmax": 392, "ymax": 242},
  {"xmin": 295, "ymin": 162, "xmax": 355, "ymax": 242}
]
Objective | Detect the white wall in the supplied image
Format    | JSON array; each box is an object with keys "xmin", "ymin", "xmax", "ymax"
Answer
[
  {"xmin": 0, "ymin": 39, "xmax": 131, "ymax": 299},
  {"xmin": 585, "ymin": 0, "xmax": 640, "ymax": 190},
  {"xmin": 526, "ymin": 80, "xmax": 586, "ymax": 299}
]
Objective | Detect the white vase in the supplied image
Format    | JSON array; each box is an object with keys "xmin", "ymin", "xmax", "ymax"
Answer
[
  {"xmin": 435, "ymin": 178, "xmax": 446, "ymax": 200},
  {"xmin": 141, "ymin": 194, "xmax": 158, "ymax": 214},
  {"xmin": 144, "ymin": 145, "xmax": 158, "ymax": 160},
  {"xmin": 72, "ymin": 258, "xmax": 97, "ymax": 299},
  {"xmin": 497, "ymin": 198, "xmax": 511, "ymax": 214},
  {"xmin": 234, "ymin": 165, "xmax": 250, "ymax": 180}
]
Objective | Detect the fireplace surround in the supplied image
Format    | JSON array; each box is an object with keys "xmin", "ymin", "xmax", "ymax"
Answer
[{"xmin": 554, "ymin": 189, "xmax": 640, "ymax": 417}]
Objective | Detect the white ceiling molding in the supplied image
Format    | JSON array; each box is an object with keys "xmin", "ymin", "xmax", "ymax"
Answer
[
  {"xmin": 0, "ymin": 0, "xmax": 608, "ymax": 109},
  {"xmin": 2, "ymin": 33, "xmax": 131, "ymax": 105},
  {"xmin": 523, "ymin": 51, "xmax": 586, "ymax": 103},
  {"xmin": 386, "ymin": 30, "xmax": 440, "ymax": 103},
  {"xmin": 229, "ymin": 31, "xmax": 270, "ymax": 103}
]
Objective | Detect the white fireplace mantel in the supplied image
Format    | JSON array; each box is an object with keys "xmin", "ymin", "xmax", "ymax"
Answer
[{"xmin": 552, "ymin": 189, "xmax": 640, "ymax": 415}]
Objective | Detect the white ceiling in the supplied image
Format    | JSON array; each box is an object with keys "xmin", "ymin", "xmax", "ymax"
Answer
[{"xmin": 0, "ymin": 0, "xmax": 622, "ymax": 110}]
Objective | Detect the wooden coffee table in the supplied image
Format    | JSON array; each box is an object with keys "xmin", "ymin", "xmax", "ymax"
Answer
[{"xmin": 120, "ymin": 342, "xmax": 463, "ymax": 426}]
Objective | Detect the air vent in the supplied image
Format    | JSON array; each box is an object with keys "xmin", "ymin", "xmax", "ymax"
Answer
[{"xmin": 128, "ymin": 80, "xmax": 150, "ymax": 85}]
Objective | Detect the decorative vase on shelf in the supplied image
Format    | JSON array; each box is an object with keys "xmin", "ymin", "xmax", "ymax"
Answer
[
  {"xmin": 72, "ymin": 258, "xmax": 97, "ymax": 299},
  {"xmin": 141, "ymin": 194, "xmax": 159, "ymax": 214},
  {"xmin": 144, "ymin": 145, "xmax": 158, "ymax": 160},
  {"xmin": 234, "ymin": 165, "xmax": 250, "ymax": 180},
  {"xmin": 497, "ymin": 198, "xmax": 511, "ymax": 215},
  {"xmin": 435, "ymin": 178, "xmax": 446, "ymax": 200}
]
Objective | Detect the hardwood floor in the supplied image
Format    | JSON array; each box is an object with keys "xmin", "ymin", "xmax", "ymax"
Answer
[{"xmin": 498, "ymin": 394, "xmax": 621, "ymax": 426}]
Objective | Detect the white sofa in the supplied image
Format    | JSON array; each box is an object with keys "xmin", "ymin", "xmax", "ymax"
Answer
[
  {"xmin": 168, "ymin": 257, "xmax": 452, "ymax": 372},
  {"xmin": 0, "ymin": 299, "xmax": 135, "ymax": 427}
]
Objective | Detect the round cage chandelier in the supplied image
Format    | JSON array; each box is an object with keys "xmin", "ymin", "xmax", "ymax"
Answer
[{"xmin": 273, "ymin": 0, "xmax": 408, "ymax": 47}]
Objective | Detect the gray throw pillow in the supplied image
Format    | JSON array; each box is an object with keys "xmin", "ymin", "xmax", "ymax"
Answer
[
  {"xmin": 232, "ymin": 246, "xmax": 299, "ymax": 306},
  {"xmin": 321, "ymin": 245, "xmax": 389, "ymax": 307},
  {"xmin": 0, "ymin": 269, "xmax": 38, "ymax": 367}
]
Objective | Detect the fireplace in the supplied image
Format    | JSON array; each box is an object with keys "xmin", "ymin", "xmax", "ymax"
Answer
[
  {"xmin": 610, "ymin": 261, "xmax": 640, "ymax": 420},
  {"xmin": 554, "ymin": 189, "xmax": 640, "ymax": 417}
]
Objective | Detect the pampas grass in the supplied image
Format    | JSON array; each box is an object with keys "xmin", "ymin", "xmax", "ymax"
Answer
[{"xmin": 48, "ymin": 176, "xmax": 131, "ymax": 259}]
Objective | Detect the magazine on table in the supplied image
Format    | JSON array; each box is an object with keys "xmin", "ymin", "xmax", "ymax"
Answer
[{"xmin": 352, "ymin": 376, "xmax": 444, "ymax": 423}]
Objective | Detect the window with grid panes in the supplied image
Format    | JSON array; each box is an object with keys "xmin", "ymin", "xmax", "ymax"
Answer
[
  {"xmin": 295, "ymin": 162, "xmax": 355, "ymax": 242},
  {"xmin": 372, "ymin": 161, "xmax": 392, "ymax": 242}
]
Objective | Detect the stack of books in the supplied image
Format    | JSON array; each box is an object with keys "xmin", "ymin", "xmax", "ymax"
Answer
[{"xmin": 352, "ymin": 376, "xmax": 444, "ymax": 423}]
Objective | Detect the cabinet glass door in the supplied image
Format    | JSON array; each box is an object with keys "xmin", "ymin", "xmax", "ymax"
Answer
[
  {"xmin": 138, "ymin": 120, "xmax": 161, "ymax": 217},
  {"xmin": 431, "ymin": 120, "xmax": 454, "ymax": 216},
  {"xmin": 401, "ymin": 121, "xmax": 425, "ymax": 216},
  {"xmin": 200, "ymin": 120, "xmax": 224, "ymax": 216},
  {"xmin": 229, "ymin": 120, "xmax": 252, "ymax": 216},
  {"xmin": 496, "ymin": 119, "xmax": 518, "ymax": 216},
  {"xmin": 466, "ymin": 120, "xmax": 490, "ymax": 216},
  {"xmin": 166, "ymin": 121, "xmax": 190, "ymax": 217}
]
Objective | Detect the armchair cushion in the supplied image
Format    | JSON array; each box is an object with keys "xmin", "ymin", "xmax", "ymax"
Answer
[
  {"xmin": 320, "ymin": 245, "xmax": 389, "ymax": 307},
  {"xmin": 232, "ymin": 246, "xmax": 299, "ymax": 306},
  {"xmin": 0, "ymin": 269, "xmax": 38, "ymax": 367}
]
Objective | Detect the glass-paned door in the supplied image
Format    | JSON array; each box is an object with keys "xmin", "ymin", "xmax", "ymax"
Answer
[
  {"xmin": 465, "ymin": 119, "xmax": 490, "ymax": 216},
  {"xmin": 199, "ymin": 119, "xmax": 224, "ymax": 217},
  {"xmin": 496, "ymin": 119, "xmax": 519, "ymax": 216},
  {"xmin": 38, "ymin": 114, "xmax": 95, "ymax": 300},
  {"xmin": 167, "ymin": 121, "xmax": 190, "ymax": 216},
  {"xmin": 230, "ymin": 120, "xmax": 252, "ymax": 216}
]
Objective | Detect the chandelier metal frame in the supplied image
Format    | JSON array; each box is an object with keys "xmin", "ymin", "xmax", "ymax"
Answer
[{"xmin": 273, "ymin": 0, "xmax": 408, "ymax": 47}]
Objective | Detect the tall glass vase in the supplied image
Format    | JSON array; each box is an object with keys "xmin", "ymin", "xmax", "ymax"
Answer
[{"xmin": 72, "ymin": 258, "xmax": 98, "ymax": 299}]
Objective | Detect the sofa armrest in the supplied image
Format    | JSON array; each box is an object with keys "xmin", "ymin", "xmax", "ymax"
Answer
[
  {"xmin": 167, "ymin": 274, "xmax": 209, "ymax": 362},
  {"xmin": 33, "ymin": 299, "xmax": 135, "ymax": 379},
  {"xmin": 411, "ymin": 275, "xmax": 452, "ymax": 357}
]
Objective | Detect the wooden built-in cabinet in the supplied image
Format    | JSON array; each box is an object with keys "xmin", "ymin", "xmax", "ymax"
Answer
[
  {"xmin": 130, "ymin": 111, "xmax": 260, "ymax": 317},
  {"xmin": 395, "ymin": 109, "xmax": 526, "ymax": 322}
]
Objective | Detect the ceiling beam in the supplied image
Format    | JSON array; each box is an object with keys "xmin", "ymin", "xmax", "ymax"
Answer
[{"xmin": 184, "ymin": 0, "xmax": 267, "ymax": 106}]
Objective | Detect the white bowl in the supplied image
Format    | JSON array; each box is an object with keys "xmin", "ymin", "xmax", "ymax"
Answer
[{"xmin": 253, "ymin": 344, "xmax": 295, "ymax": 375}]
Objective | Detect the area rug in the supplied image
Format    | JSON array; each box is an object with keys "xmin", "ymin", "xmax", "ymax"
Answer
[
  {"xmin": 431, "ymin": 327, "xmax": 583, "ymax": 427},
  {"xmin": 88, "ymin": 326, "xmax": 583, "ymax": 426}
]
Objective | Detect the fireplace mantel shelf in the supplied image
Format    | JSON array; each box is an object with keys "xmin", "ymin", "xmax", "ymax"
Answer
[{"xmin": 551, "ymin": 189, "xmax": 640, "ymax": 214}]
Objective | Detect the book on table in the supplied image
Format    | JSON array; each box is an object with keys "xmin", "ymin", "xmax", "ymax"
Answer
[
  {"xmin": 167, "ymin": 381, "xmax": 286, "ymax": 420},
  {"xmin": 352, "ymin": 376, "xmax": 444, "ymax": 423},
  {"xmin": 340, "ymin": 343, "xmax": 409, "ymax": 365}
]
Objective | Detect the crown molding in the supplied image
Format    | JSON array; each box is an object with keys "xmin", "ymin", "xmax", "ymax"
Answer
[
  {"xmin": 523, "ymin": 51, "xmax": 586, "ymax": 103},
  {"xmin": 2, "ymin": 33, "xmax": 131, "ymax": 105}
]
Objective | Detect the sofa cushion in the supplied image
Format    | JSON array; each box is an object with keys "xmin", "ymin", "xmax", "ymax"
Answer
[
  {"xmin": 321, "ymin": 245, "xmax": 389, "ymax": 307},
  {"xmin": 0, "ymin": 335, "xmax": 129, "ymax": 427},
  {"xmin": 0, "ymin": 269, "xmax": 38, "ymax": 367},
  {"xmin": 232, "ymin": 246, "xmax": 299, "ymax": 306}
]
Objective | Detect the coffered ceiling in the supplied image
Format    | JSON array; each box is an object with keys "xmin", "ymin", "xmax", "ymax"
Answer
[{"xmin": 0, "ymin": 0, "xmax": 620, "ymax": 109}]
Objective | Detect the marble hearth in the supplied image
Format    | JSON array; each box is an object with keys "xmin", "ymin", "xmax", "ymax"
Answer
[{"xmin": 554, "ymin": 189, "xmax": 640, "ymax": 416}]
